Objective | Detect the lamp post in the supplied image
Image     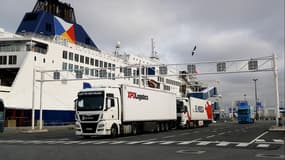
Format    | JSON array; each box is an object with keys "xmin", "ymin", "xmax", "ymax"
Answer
[{"xmin": 253, "ymin": 78, "xmax": 258, "ymax": 120}]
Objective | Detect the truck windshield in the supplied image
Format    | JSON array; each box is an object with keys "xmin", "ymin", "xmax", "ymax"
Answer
[
  {"xmin": 176, "ymin": 101, "xmax": 184, "ymax": 113},
  {"xmin": 238, "ymin": 109, "xmax": 249, "ymax": 115},
  {"xmin": 77, "ymin": 95, "xmax": 104, "ymax": 111}
]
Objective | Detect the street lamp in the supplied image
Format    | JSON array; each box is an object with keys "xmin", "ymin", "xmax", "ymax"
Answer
[{"xmin": 253, "ymin": 78, "xmax": 258, "ymax": 120}]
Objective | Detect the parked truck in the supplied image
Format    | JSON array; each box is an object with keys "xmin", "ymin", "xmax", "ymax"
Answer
[
  {"xmin": 176, "ymin": 97, "xmax": 213, "ymax": 128},
  {"xmin": 75, "ymin": 85, "xmax": 177, "ymax": 137},
  {"xmin": 237, "ymin": 101, "xmax": 255, "ymax": 124}
]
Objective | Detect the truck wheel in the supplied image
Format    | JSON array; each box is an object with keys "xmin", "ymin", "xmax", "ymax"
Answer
[
  {"xmin": 132, "ymin": 124, "xmax": 137, "ymax": 136},
  {"xmin": 110, "ymin": 125, "xmax": 118, "ymax": 138},
  {"xmin": 165, "ymin": 123, "xmax": 169, "ymax": 131}
]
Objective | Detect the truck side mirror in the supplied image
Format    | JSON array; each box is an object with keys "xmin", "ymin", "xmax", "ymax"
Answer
[{"xmin": 74, "ymin": 99, "xmax": 78, "ymax": 110}]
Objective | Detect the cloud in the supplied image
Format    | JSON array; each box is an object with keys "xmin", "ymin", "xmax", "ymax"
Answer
[{"xmin": 0, "ymin": 0, "xmax": 283, "ymax": 107}]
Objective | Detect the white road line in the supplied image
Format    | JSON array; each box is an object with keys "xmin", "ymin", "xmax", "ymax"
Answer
[
  {"xmin": 206, "ymin": 135, "xmax": 216, "ymax": 139},
  {"xmin": 273, "ymin": 139, "xmax": 284, "ymax": 143},
  {"xmin": 236, "ymin": 143, "xmax": 249, "ymax": 147},
  {"xmin": 196, "ymin": 141, "xmax": 211, "ymax": 146},
  {"xmin": 216, "ymin": 142, "xmax": 230, "ymax": 146},
  {"xmin": 177, "ymin": 141, "xmax": 194, "ymax": 145},
  {"xmin": 126, "ymin": 141, "xmax": 145, "ymax": 144},
  {"xmin": 248, "ymin": 131, "xmax": 269, "ymax": 145},
  {"xmin": 92, "ymin": 141, "xmax": 110, "ymax": 144},
  {"xmin": 109, "ymin": 141, "xmax": 126, "ymax": 144},
  {"xmin": 162, "ymin": 135, "xmax": 176, "ymax": 139},
  {"xmin": 78, "ymin": 141, "xmax": 95, "ymax": 145},
  {"xmin": 257, "ymin": 144, "xmax": 270, "ymax": 148},
  {"xmin": 160, "ymin": 141, "xmax": 176, "ymax": 145},
  {"xmin": 218, "ymin": 132, "xmax": 225, "ymax": 135},
  {"xmin": 62, "ymin": 141, "xmax": 81, "ymax": 145},
  {"xmin": 142, "ymin": 141, "xmax": 160, "ymax": 145},
  {"xmin": 256, "ymin": 139, "xmax": 265, "ymax": 142}
]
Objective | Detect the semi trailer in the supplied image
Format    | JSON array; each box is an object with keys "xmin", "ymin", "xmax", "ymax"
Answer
[
  {"xmin": 75, "ymin": 85, "xmax": 177, "ymax": 137},
  {"xmin": 176, "ymin": 97, "xmax": 213, "ymax": 128}
]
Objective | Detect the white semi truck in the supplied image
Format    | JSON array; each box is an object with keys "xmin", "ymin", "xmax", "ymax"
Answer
[
  {"xmin": 75, "ymin": 85, "xmax": 177, "ymax": 137},
  {"xmin": 176, "ymin": 97, "xmax": 213, "ymax": 128}
]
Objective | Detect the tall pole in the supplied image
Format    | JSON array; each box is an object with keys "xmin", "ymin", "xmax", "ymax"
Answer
[
  {"xmin": 39, "ymin": 72, "xmax": 44, "ymax": 130},
  {"xmin": 253, "ymin": 78, "xmax": 258, "ymax": 120},
  {"xmin": 31, "ymin": 69, "xmax": 35, "ymax": 130},
  {"xmin": 273, "ymin": 54, "xmax": 280, "ymax": 127}
]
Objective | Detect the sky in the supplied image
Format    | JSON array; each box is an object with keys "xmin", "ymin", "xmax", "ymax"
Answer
[{"xmin": 0, "ymin": 0, "xmax": 284, "ymax": 110}]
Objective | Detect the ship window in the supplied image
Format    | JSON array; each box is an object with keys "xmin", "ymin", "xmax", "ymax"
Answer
[
  {"xmin": 43, "ymin": 58, "xmax": 45, "ymax": 63},
  {"xmin": 80, "ymin": 55, "xmax": 84, "ymax": 63},
  {"xmin": 0, "ymin": 68, "xmax": 19, "ymax": 86},
  {"xmin": 74, "ymin": 65, "xmax": 79, "ymax": 71},
  {"xmin": 95, "ymin": 59, "xmax": 98, "ymax": 66},
  {"xmin": 85, "ymin": 67, "xmax": 89, "ymax": 75},
  {"xmin": 62, "ymin": 62, "xmax": 67, "ymax": 70},
  {"xmin": 112, "ymin": 64, "xmax": 116, "ymax": 71},
  {"xmin": 63, "ymin": 51, "xmax": 68, "ymax": 59},
  {"xmin": 34, "ymin": 56, "xmax": 36, "ymax": 61},
  {"xmin": 90, "ymin": 58, "xmax": 94, "ymax": 66},
  {"xmin": 100, "ymin": 69, "xmax": 107, "ymax": 78},
  {"xmin": 68, "ymin": 64, "xmax": 73, "ymax": 71},
  {"xmin": 85, "ymin": 57, "xmax": 89, "ymax": 65},
  {"xmin": 90, "ymin": 69, "xmax": 95, "ymax": 76},
  {"xmin": 104, "ymin": 62, "xmax": 107, "ymax": 68},
  {"xmin": 108, "ymin": 63, "xmax": 111, "ymax": 69},
  {"xmin": 0, "ymin": 56, "xmax": 7, "ymax": 65},
  {"xmin": 74, "ymin": 54, "xmax": 79, "ymax": 62},
  {"xmin": 95, "ymin": 69, "xmax": 99, "ymax": 77},
  {"xmin": 112, "ymin": 73, "xmax": 115, "ymax": 80},
  {"xmin": 69, "ymin": 52, "xmax": 73, "ymax": 60},
  {"xmin": 99, "ymin": 61, "xmax": 103, "ymax": 67}
]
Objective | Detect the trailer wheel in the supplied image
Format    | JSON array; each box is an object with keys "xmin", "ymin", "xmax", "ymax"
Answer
[
  {"xmin": 110, "ymin": 125, "xmax": 118, "ymax": 138},
  {"xmin": 165, "ymin": 123, "xmax": 169, "ymax": 131},
  {"xmin": 155, "ymin": 123, "xmax": 160, "ymax": 132}
]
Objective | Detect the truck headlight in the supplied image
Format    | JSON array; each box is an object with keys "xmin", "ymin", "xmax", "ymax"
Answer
[{"xmin": 98, "ymin": 123, "xmax": 105, "ymax": 128}]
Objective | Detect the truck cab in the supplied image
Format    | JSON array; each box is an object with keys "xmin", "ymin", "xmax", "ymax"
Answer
[
  {"xmin": 237, "ymin": 101, "xmax": 255, "ymax": 124},
  {"xmin": 75, "ymin": 87, "xmax": 121, "ymax": 137},
  {"xmin": 176, "ymin": 98, "xmax": 191, "ymax": 128}
]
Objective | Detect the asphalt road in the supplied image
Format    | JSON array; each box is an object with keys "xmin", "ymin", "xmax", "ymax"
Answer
[{"xmin": 0, "ymin": 120, "xmax": 284, "ymax": 160}]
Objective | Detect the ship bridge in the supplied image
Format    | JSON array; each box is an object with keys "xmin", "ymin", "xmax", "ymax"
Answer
[{"xmin": 16, "ymin": 0, "xmax": 99, "ymax": 51}]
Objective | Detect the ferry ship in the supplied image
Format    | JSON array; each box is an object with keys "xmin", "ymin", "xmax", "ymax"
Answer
[{"xmin": 0, "ymin": 0, "xmax": 188, "ymax": 126}]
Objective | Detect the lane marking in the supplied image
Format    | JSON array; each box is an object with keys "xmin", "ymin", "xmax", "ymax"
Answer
[
  {"xmin": 196, "ymin": 141, "xmax": 211, "ymax": 146},
  {"xmin": 257, "ymin": 144, "xmax": 270, "ymax": 148},
  {"xmin": 178, "ymin": 141, "xmax": 194, "ymax": 145},
  {"xmin": 206, "ymin": 135, "xmax": 216, "ymax": 139},
  {"xmin": 248, "ymin": 131, "xmax": 269, "ymax": 145},
  {"xmin": 109, "ymin": 141, "xmax": 126, "ymax": 144},
  {"xmin": 273, "ymin": 139, "xmax": 284, "ymax": 143},
  {"xmin": 236, "ymin": 143, "xmax": 249, "ymax": 147},
  {"xmin": 160, "ymin": 141, "xmax": 176, "ymax": 145},
  {"xmin": 218, "ymin": 132, "xmax": 225, "ymax": 135},
  {"xmin": 63, "ymin": 141, "xmax": 81, "ymax": 145},
  {"xmin": 126, "ymin": 141, "xmax": 146, "ymax": 144},
  {"xmin": 256, "ymin": 139, "xmax": 265, "ymax": 142},
  {"xmin": 142, "ymin": 141, "xmax": 160, "ymax": 145},
  {"xmin": 78, "ymin": 141, "xmax": 94, "ymax": 145},
  {"xmin": 92, "ymin": 141, "xmax": 110, "ymax": 144},
  {"xmin": 216, "ymin": 142, "xmax": 230, "ymax": 146}
]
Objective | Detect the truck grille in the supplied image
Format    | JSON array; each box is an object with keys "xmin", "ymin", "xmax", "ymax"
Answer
[
  {"xmin": 81, "ymin": 123, "xmax": 98, "ymax": 133},
  {"xmin": 80, "ymin": 114, "xmax": 100, "ymax": 121}
]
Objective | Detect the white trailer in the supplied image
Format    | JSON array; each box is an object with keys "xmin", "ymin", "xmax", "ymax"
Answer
[
  {"xmin": 176, "ymin": 97, "xmax": 213, "ymax": 128},
  {"xmin": 75, "ymin": 85, "xmax": 176, "ymax": 137}
]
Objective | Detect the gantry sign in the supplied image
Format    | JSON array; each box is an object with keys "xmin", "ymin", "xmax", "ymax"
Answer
[{"xmin": 33, "ymin": 54, "xmax": 280, "ymax": 130}]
